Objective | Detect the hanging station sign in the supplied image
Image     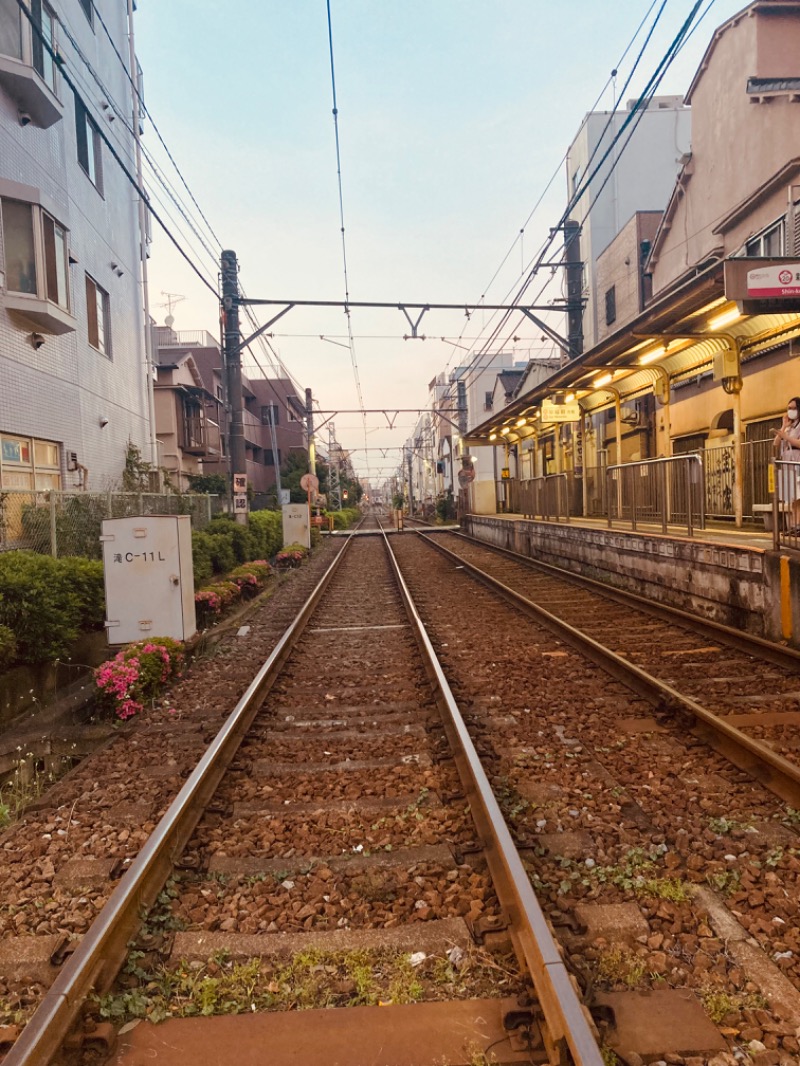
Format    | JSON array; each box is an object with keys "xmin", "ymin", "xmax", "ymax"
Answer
[
  {"xmin": 724, "ymin": 259, "xmax": 800, "ymax": 313},
  {"xmin": 540, "ymin": 399, "xmax": 581, "ymax": 423}
]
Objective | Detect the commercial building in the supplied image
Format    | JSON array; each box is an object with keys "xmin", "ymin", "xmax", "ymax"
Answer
[{"xmin": 0, "ymin": 0, "xmax": 153, "ymax": 493}]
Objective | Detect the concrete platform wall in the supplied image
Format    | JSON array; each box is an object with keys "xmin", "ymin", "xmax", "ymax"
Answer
[{"xmin": 463, "ymin": 515, "xmax": 792, "ymax": 643}]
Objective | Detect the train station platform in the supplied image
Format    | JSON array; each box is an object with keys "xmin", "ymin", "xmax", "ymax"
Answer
[{"xmin": 462, "ymin": 513, "xmax": 800, "ymax": 648}]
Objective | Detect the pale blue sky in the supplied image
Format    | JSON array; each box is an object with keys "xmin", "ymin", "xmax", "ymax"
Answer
[{"xmin": 134, "ymin": 1, "xmax": 746, "ymax": 478}]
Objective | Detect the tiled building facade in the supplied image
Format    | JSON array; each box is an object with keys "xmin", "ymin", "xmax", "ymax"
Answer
[{"xmin": 0, "ymin": 0, "xmax": 151, "ymax": 493}]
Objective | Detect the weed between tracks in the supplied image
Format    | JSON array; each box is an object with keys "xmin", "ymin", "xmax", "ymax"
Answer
[
  {"xmin": 95, "ymin": 944, "xmax": 523, "ymax": 1024},
  {"xmin": 527, "ymin": 845, "xmax": 692, "ymax": 902}
]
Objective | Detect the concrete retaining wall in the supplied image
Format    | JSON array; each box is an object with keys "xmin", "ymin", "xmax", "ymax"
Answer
[{"xmin": 463, "ymin": 515, "xmax": 784, "ymax": 641}]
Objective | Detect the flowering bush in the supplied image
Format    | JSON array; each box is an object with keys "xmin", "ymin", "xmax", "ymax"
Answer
[
  {"xmin": 194, "ymin": 587, "xmax": 222, "ymax": 626},
  {"xmin": 94, "ymin": 638, "xmax": 184, "ymax": 721},
  {"xmin": 275, "ymin": 544, "xmax": 308, "ymax": 569}
]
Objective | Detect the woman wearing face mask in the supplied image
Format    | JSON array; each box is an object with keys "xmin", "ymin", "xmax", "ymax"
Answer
[{"xmin": 774, "ymin": 397, "xmax": 800, "ymax": 531}]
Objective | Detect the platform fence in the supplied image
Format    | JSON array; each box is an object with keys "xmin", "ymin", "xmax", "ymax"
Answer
[
  {"xmin": 606, "ymin": 455, "xmax": 705, "ymax": 534},
  {"xmin": 0, "ymin": 490, "xmax": 221, "ymax": 558},
  {"xmin": 510, "ymin": 474, "xmax": 570, "ymax": 522},
  {"xmin": 773, "ymin": 459, "xmax": 800, "ymax": 551}
]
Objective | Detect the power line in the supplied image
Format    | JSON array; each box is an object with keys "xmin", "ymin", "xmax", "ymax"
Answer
[
  {"xmin": 88, "ymin": 0, "xmax": 224, "ymax": 255},
  {"xmin": 14, "ymin": 0, "xmax": 220, "ymax": 300},
  {"xmin": 434, "ymin": 0, "xmax": 669, "ymax": 404},
  {"xmin": 325, "ymin": 0, "xmax": 370, "ymax": 482}
]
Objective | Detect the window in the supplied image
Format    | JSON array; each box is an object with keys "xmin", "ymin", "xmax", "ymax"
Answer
[
  {"xmin": 745, "ymin": 220, "xmax": 785, "ymax": 258},
  {"xmin": 1, "ymin": 197, "xmax": 69, "ymax": 309},
  {"xmin": 0, "ymin": 0, "xmax": 22, "ymax": 61},
  {"xmin": 85, "ymin": 274, "xmax": 110, "ymax": 354},
  {"xmin": 264, "ymin": 449, "xmax": 281, "ymax": 467},
  {"xmin": 0, "ymin": 433, "xmax": 60, "ymax": 490},
  {"xmin": 30, "ymin": 0, "xmax": 55, "ymax": 91},
  {"xmin": 77, "ymin": 0, "xmax": 93, "ymax": 25},
  {"xmin": 261, "ymin": 403, "xmax": 279, "ymax": 426},
  {"xmin": 75, "ymin": 93, "xmax": 102, "ymax": 190},
  {"xmin": 605, "ymin": 285, "xmax": 616, "ymax": 326}
]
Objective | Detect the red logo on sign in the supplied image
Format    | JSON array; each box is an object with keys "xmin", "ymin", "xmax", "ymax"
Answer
[{"xmin": 779, "ymin": 269, "xmax": 793, "ymax": 285}]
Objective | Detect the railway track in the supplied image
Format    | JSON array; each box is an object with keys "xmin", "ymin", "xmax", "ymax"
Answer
[
  {"xmin": 5, "ymin": 521, "xmax": 800, "ymax": 1064},
  {"xmin": 417, "ymin": 531, "xmax": 800, "ymax": 806},
  {"xmin": 389, "ymin": 531, "xmax": 800, "ymax": 1063},
  {"xmin": 1, "ymin": 531, "xmax": 600, "ymax": 1066}
]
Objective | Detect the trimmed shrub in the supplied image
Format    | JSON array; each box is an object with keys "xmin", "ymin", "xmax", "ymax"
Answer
[
  {"xmin": 0, "ymin": 624, "xmax": 17, "ymax": 671},
  {"xmin": 204, "ymin": 532, "xmax": 236, "ymax": 576},
  {"xmin": 249, "ymin": 510, "xmax": 283, "ymax": 558},
  {"xmin": 94, "ymin": 637, "xmax": 184, "ymax": 720},
  {"xmin": 0, "ymin": 552, "xmax": 81, "ymax": 662},
  {"xmin": 191, "ymin": 531, "xmax": 215, "ymax": 589},
  {"xmin": 59, "ymin": 557, "xmax": 105, "ymax": 628},
  {"xmin": 207, "ymin": 515, "xmax": 257, "ymax": 564}
]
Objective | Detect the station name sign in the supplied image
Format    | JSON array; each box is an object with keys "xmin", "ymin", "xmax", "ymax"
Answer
[
  {"xmin": 540, "ymin": 400, "xmax": 581, "ymax": 423},
  {"xmin": 724, "ymin": 258, "xmax": 800, "ymax": 313}
]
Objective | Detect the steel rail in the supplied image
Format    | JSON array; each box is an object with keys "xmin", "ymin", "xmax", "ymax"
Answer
[
  {"xmin": 453, "ymin": 530, "xmax": 800, "ymax": 672},
  {"xmin": 383, "ymin": 531, "xmax": 604, "ymax": 1066},
  {"xmin": 5, "ymin": 537, "xmax": 355, "ymax": 1066},
  {"xmin": 416, "ymin": 531, "xmax": 800, "ymax": 809}
]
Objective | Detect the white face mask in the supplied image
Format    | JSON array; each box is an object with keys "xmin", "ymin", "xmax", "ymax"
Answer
[{"xmin": 790, "ymin": 409, "xmax": 798, "ymax": 421}]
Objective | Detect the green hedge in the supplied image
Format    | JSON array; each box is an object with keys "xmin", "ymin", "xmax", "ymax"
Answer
[
  {"xmin": 328, "ymin": 507, "xmax": 362, "ymax": 530},
  {"xmin": 0, "ymin": 552, "xmax": 105, "ymax": 664},
  {"xmin": 0, "ymin": 624, "xmax": 17, "ymax": 671},
  {"xmin": 190, "ymin": 511, "xmax": 284, "ymax": 590}
]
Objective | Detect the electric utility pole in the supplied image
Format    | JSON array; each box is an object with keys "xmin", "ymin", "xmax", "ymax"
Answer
[
  {"xmin": 305, "ymin": 387, "xmax": 316, "ymax": 478},
  {"xmin": 221, "ymin": 250, "xmax": 247, "ymax": 523}
]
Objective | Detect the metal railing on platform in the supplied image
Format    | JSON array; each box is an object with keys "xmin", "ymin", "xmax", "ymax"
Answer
[
  {"xmin": 607, "ymin": 455, "xmax": 705, "ymax": 535},
  {"xmin": 511, "ymin": 474, "xmax": 570, "ymax": 522},
  {"xmin": 773, "ymin": 459, "xmax": 800, "ymax": 550}
]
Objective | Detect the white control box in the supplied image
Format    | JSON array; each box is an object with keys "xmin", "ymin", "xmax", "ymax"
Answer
[
  {"xmin": 282, "ymin": 503, "xmax": 310, "ymax": 548},
  {"xmin": 100, "ymin": 515, "xmax": 196, "ymax": 645}
]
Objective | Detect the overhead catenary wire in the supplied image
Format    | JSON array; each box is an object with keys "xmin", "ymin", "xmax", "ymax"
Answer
[
  {"xmin": 325, "ymin": 0, "xmax": 370, "ymax": 483},
  {"xmin": 437, "ymin": 0, "xmax": 668, "ymax": 390},
  {"xmin": 445, "ymin": 0, "xmax": 708, "ymax": 407}
]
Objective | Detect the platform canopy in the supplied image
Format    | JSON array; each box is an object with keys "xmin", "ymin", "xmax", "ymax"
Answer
[{"xmin": 465, "ymin": 257, "xmax": 800, "ymax": 447}]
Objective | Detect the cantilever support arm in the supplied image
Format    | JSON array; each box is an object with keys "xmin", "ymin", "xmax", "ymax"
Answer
[
  {"xmin": 517, "ymin": 308, "xmax": 571, "ymax": 355},
  {"xmin": 238, "ymin": 305, "xmax": 294, "ymax": 351}
]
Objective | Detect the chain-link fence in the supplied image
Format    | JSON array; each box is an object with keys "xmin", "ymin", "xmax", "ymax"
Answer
[{"xmin": 0, "ymin": 490, "xmax": 222, "ymax": 558}]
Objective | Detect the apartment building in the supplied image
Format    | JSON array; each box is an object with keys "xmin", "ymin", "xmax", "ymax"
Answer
[
  {"xmin": 566, "ymin": 95, "xmax": 691, "ymax": 352},
  {"xmin": 154, "ymin": 326, "xmax": 307, "ymax": 498},
  {"xmin": 0, "ymin": 0, "xmax": 153, "ymax": 492}
]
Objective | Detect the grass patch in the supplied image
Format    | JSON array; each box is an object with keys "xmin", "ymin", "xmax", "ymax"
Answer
[
  {"xmin": 0, "ymin": 754, "xmax": 75, "ymax": 830},
  {"xmin": 700, "ymin": 986, "xmax": 767, "ymax": 1024},
  {"xmin": 596, "ymin": 947, "xmax": 646, "ymax": 990},
  {"xmin": 96, "ymin": 945, "xmax": 523, "ymax": 1024}
]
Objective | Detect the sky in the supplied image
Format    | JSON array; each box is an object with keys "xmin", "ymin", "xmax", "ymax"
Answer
[{"xmin": 133, "ymin": 0, "xmax": 747, "ymax": 484}]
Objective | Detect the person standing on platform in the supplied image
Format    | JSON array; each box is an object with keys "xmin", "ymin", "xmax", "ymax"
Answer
[{"xmin": 774, "ymin": 397, "xmax": 800, "ymax": 532}]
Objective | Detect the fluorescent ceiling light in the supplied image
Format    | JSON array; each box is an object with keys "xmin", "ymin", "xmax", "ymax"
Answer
[
  {"xmin": 639, "ymin": 346, "xmax": 665, "ymax": 365},
  {"xmin": 709, "ymin": 307, "xmax": 742, "ymax": 331}
]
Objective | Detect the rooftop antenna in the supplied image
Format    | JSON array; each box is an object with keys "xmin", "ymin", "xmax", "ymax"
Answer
[{"xmin": 159, "ymin": 291, "xmax": 185, "ymax": 328}]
